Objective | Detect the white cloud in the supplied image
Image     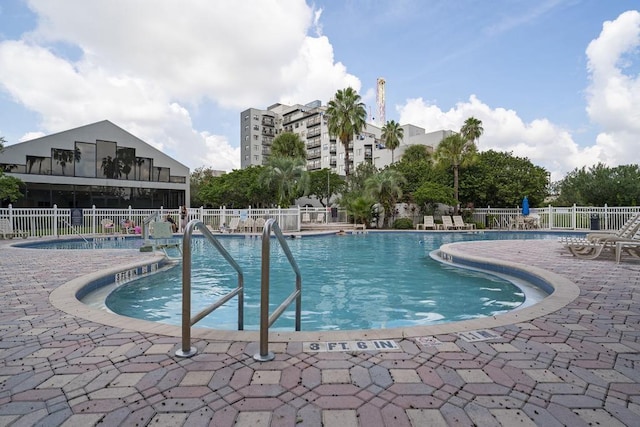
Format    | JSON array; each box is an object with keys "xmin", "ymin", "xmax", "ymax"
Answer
[
  {"xmin": 397, "ymin": 10, "xmax": 640, "ymax": 182},
  {"xmin": 0, "ymin": 0, "xmax": 359, "ymax": 172},
  {"xmin": 585, "ymin": 10, "xmax": 640, "ymax": 167},
  {"xmin": 398, "ymin": 95, "xmax": 594, "ymax": 182}
]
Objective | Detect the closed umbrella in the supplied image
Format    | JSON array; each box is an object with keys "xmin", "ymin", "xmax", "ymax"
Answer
[{"xmin": 522, "ymin": 196, "xmax": 530, "ymax": 216}]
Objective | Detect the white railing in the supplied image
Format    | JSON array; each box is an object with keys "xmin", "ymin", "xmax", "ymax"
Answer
[
  {"xmin": 471, "ymin": 205, "xmax": 640, "ymax": 231},
  {"xmin": 2, "ymin": 204, "xmax": 638, "ymax": 238},
  {"xmin": 0, "ymin": 205, "xmax": 346, "ymax": 238}
]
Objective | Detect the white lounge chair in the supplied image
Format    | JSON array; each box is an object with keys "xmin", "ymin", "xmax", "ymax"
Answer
[
  {"xmin": 243, "ymin": 217, "xmax": 255, "ymax": 233},
  {"xmin": 441, "ymin": 216, "xmax": 455, "ymax": 230},
  {"xmin": 302, "ymin": 213, "xmax": 311, "ymax": 223},
  {"xmin": 255, "ymin": 217, "xmax": 266, "ymax": 233},
  {"xmin": 0, "ymin": 218, "xmax": 28, "ymax": 239},
  {"xmin": 453, "ymin": 215, "xmax": 474, "ymax": 230},
  {"xmin": 564, "ymin": 224, "xmax": 640, "ymax": 260},
  {"xmin": 416, "ymin": 216, "xmax": 435, "ymax": 230},
  {"xmin": 227, "ymin": 217, "xmax": 240, "ymax": 233},
  {"xmin": 316, "ymin": 212, "xmax": 325, "ymax": 223}
]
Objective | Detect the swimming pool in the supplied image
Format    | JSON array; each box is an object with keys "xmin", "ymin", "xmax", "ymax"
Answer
[{"xmin": 70, "ymin": 231, "xmax": 566, "ymax": 332}]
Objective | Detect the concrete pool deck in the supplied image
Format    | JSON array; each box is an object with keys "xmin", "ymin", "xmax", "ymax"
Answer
[{"xmin": 1, "ymin": 235, "xmax": 639, "ymax": 426}]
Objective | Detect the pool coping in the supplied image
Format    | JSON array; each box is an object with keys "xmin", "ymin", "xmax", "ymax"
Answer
[{"xmin": 49, "ymin": 239, "xmax": 581, "ymax": 343}]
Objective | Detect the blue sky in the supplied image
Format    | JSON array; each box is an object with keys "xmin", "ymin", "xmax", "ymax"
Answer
[{"xmin": 0, "ymin": 0, "xmax": 638, "ymax": 181}]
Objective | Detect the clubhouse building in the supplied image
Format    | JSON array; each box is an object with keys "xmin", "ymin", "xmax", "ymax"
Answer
[{"xmin": 0, "ymin": 120, "xmax": 189, "ymax": 209}]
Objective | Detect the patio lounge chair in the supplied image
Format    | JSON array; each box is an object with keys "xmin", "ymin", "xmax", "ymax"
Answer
[
  {"xmin": 615, "ymin": 228, "xmax": 640, "ymax": 263},
  {"xmin": 255, "ymin": 217, "xmax": 265, "ymax": 233},
  {"xmin": 227, "ymin": 217, "xmax": 240, "ymax": 233},
  {"xmin": 441, "ymin": 216, "xmax": 455, "ymax": 230},
  {"xmin": 563, "ymin": 224, "xmax": 640, "ymax": 260},
  {"xmin": 101, "ymin": 218, "xmax": 115, "ymax": 234},
  {"xmin": 0, "ymin": 218, "xmax": 28, "ymax": 239},
  {"xmin": 560, "ymin": 213, "xmax": 640, "ymax": 247},
  {"xmin": 416, "ymin": 215, "xmax": 435, "ymax": 230},
  {"xmin": 316, "ymin": 212, "xmax": 325, "ymax": 223},
  {"xmin": 243, "ymin": 217, "xmax": 255, "ymax": 233},
  {"xmin": 302, "ymin": 213, "xmax": 311, "ymax": 223},
  {"xmin": 453, "ymin": 215, "xmax": 475, "ymax": 230}
]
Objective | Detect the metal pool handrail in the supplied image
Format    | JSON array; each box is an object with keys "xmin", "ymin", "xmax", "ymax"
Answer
[
  {"xmin": 176, "ymin": 219, "xmax": 244, "ymax": 358},
  {"xmin": 254, "ymin": 218, "xmax": 302, "ymax": 362}
]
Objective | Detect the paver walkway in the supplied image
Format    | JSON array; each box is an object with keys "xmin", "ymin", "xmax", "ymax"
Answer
[{"xmin": 0, "ymin": 236, "xmax": 639, "ymax": 426}]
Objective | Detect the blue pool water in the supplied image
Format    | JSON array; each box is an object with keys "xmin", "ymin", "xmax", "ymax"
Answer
[{"xmin": 84, "ymin": 231, "xmax": 565, "ymax": 331}]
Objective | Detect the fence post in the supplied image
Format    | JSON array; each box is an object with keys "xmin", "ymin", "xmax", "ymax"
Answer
[
  {"xmin": 92, "ymin": 205, "xmax": 96, "ymax": 234},
  {"xmin": 604, "ymin": 203, "xmax": 608, "ymax": 230},
  {"xmin": 53, "ymin": 204, "xmax": 58, "ymax": 236},
  {"xmin": 199, "ymin": 206, "xmax": 204, "ymax": 223}
]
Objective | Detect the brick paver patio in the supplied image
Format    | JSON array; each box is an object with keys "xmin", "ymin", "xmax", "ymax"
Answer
[{"xmin": 0, "ymin": 235, "xmax": 639, "ymax": 426}]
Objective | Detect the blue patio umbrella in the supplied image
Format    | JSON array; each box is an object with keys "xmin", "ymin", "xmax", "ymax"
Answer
[{"xmin": 522, "ymin": 196, "xmax": 530, "ymax": 216}]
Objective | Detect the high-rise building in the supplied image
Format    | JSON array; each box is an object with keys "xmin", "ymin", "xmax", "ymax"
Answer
[{"xmin": 240, "ymin": 100, "xmax": 453, "ymax": 175}]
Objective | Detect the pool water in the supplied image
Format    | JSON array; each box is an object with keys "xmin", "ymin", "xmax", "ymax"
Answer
[{"xmin": 99, "ymin": 232, "xmax": 560, "ymax": 331}]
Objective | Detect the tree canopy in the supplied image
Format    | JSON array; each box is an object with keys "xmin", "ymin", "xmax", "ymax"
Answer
[
  {"xmin": 460, "ymin": 150, "xmax": 549, "ymax": 207},
  {"xmin": 553, "ymin": 163, "xmax": 640, "ymax": 206},
  {"xmin": 0, "ymin": 137, "xmax": 24, "ymax": 206}
]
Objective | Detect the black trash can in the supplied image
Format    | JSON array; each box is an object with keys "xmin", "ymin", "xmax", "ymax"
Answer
[{"xmin": 590, "ymin": 214, "xmax": 600, "ymax": 230}]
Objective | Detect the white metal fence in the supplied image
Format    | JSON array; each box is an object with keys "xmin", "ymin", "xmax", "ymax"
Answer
[
  {"xmin": 0, "ymin": 205, "xmax": 349, "ymax": 238},
  {"xmin": 1, "ymin": 204, "xmax": 639, "ymax": 239},
  {"xmin": 471, "ymin": 205, "xmax": 640, "ymax": 231}
]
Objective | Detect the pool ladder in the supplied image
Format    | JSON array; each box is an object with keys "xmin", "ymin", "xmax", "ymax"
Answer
[{"xmin": 176, "ymin": 218, "xmax": 301, "ymax": 362}]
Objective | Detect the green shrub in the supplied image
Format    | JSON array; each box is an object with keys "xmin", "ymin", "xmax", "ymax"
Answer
[{"xmin": 393, "ymin": 218, "xmax": 414, "ymax": 229}]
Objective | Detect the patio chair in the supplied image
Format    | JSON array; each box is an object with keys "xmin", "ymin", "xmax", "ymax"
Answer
[
  {"xmin": 563, "ymin": 223, "xmax": 640, "ymax": 260},
  {"xmin": 120, "ymin": 218, "xmax": 135, "ymax": 234},
  {"xmin": 453, "ymin": 215, "xmax": 475, "ymax": 230},
  {"xmin": 0, "ymin": 218, "xmax": 28, "ymax": 239},
  {"xmin": 302, "ymin": 213, "xmax": 311, "ymax": 223},
  {"xmin": 416, "ymin": 215, "xmax": 435, "ymax": 230},
  {"xmin": 560, "ymin": 213, "xmax": 640, "ymax": 247},
  {"xmin": 101, "ymin": 218, "xmax": 115, "ymax": 234},
  {"xmin": 255, "ymin": 217, "xmax": 265, "ymax": 233},
  {"xmin": 316, "ymin": 212, "xmax": 325, "ymax": 223},
  {"xmin": 227, "ymin": 217, "xmax": 240, "ymax": 233},
  {"xmin": 508, "ymin": 216, "xmax": 527, "ymax": 230},
  {"xmin": 441, "ymin": 216, "xmax": 455, "ymax": 230},
  {"xmin": 243, "ymin": 217, "xmax": 255, "ymax": 233},
  {"xmin": 615, "ymin": 227, "xmax": 640, "ymax": 263}
]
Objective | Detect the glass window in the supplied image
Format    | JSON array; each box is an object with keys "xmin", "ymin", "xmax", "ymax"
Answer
[
  {"xmin": 135, "ymin": 157, "xmax": 152, "ymax": 181},
  {"xmin": 51, "ymin": 148, "xmax": 78, "ymax": 176},
  {"xmin": 75, "ymin": 142, "xmax": 96, "ymax": 177},
  {"xmin": 26, "ymin": 156, "xmax": 51, "ymax": 175},
  {"xmin": 154, "ymin": 167, "xmax": 170, "ymax": 182},
  {"xmin": 170, "ymin": 175, "xmax": 186, "ymax": 183},
  {"xmin": 1, "ymin": 163, "xmax": 26, "ymax": 173},
  {"xmin": 117, "ymin": 147, "xmax": 136, "ymax": 180},
  {"xmin": 96, "ymin": 140, "xmax": 118, "ymax": 179}
]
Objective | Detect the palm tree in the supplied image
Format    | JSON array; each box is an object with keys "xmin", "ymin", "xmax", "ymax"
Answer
[
  {"xmin": 364, "ymin": 169, "xmax": 406, "ymax": 228},
  {"xmin": 271, "ymin": 132, "xmax": 306, "ymax": 159},
  {"xmin": 381, "ymin": 120, "xmax": 404, "ymax": 163},
  {"xmin": 326, "ymin": 87, "xmax": 367, "ymax": 176},
  {"xmin": 261, "ymin": 156, "xmax": 310, "ymax": 206},
  {"xmin": 461, "ymin": 117, "xmax": 484, "ymax": 145},
  {"xmin": 435, "ymin": 133, "xmax": 477, "ymax": 211}
]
